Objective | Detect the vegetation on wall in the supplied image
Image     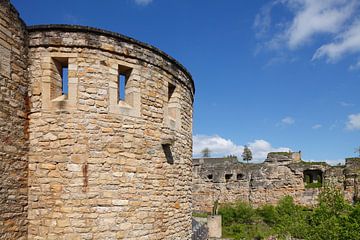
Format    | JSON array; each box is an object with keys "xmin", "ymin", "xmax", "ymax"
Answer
[{"xmin": 219, "ymin": 187, "xmax": 360, "ymax": 240}]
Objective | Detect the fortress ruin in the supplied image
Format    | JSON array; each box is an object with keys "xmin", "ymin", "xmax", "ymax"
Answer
[
  {"xmin": 0, "ymin": 1, "xmax": 194, "ymax": 239},
  {"xmin": 193, "ymin": 152, "xmax": 360, "ymax": 213}
]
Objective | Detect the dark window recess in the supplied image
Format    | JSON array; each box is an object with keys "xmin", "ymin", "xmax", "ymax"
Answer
[
  {"xmin": 61, "ymin": 66, "xmax": 68, "ymax": 95},
  {"xmin": 168, "ymin": 83, "xmax": 176, "ymax": 101},
  {"xmin": 207, "ymin": 174, "xmax": 213, "ymax": 180},
  {"xmin": 162, "ymin": 144, "xmax": 174, "ymax": 164},
  {"xmin": 236, "ymin": 173, "xmax": 244, "ymax": 180},
  {"xmin": 225, "ymin": 174, "xmax": 233, "ymax": 182},
  {"xmin": 303, "ymin": 169, "xmax": 323, "ymax": 184}
]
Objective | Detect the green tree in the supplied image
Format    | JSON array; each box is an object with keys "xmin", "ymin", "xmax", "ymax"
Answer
[
  {"xmin": 242, "ymin": 145, "xmax": 252, "ymax": 164},
  {"xmin": 201, "ymin": 148, "xmax": 211, "ymax": 158}
]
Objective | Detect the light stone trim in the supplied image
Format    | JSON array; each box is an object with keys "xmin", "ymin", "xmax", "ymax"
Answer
[
  {"xmin": 41, "ymin": 52, "xmax": 78, "ymax": 110},
  {"xmin": 164, "ymin": 81, "xmax": 181, "ymax": 130},
  {"xmin": 108, "ymin": 59, "xmax": 141, "ymax": 117}
]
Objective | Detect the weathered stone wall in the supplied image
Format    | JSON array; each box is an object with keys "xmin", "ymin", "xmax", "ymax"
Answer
[
  {"xmin": 193, "ymin": 154, "xmax": 357, "ymax": 213},
  {"xmin": 27, "ymin": 26, "xmax": 194, "ymax": 240},
  {"xmin": 0, "ymin": 1, "xmax": 28, "ymax": 239}
]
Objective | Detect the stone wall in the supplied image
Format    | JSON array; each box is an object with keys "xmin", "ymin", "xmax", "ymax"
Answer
[
  {"xmin": 26, "ymin": 26, "xmax": 194, "ymax": 240},
  {"xmin": 0, "ymin": 1, "xmax": 28, "ymax": 239},
  {"xmin": 193, "ymin": 154, "xmax": 359, "ymax": 213}
]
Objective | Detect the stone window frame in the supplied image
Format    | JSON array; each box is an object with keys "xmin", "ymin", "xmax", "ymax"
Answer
[
  {"xmin": 164, "ymin": 81, "xmax": 181, "ymax": 130},
  {"xmin": 108, "ymin": 60, "xmax": 140, "ymax": 117},
  {"xmin": 41, "ymin": 52, "xmax": 78, "ymax": 110}
]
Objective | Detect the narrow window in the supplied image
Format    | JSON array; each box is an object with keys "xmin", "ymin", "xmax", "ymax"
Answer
[
  {"xmin": 61, "ymin": 65, "xmax": 68, "ymax": 95},
  {"xmin": 118, "ymin": 73, "xmax": 126, "ymax": 101},
  {"xmin": 168, "ymin": 83, "xmax": 176, "ymax": 119},
  {"xmin": 162, "ymin": 144, "xmax": 174, "ymax": 164},
  {"xmin": 168, "ymin": 83, "xmax": 176, "ymax": 101},
  {"xmin": 118, "ymin": 65, "xmax": 132, "ymax": 102},
  {"xmin": 52, "ymin": 57, "xmax": 68, "ymax": 99},
  {"xmin": 207, "ymin": 174, "xmax": 213, "ymax": 180}
]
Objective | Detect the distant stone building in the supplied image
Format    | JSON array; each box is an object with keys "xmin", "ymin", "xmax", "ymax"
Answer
[
  {"xmin": 193, "ymin": 152, "xmax": 360, "ymax": 213},
  {"xmin": 0, "ymin": 1, "xmax": 195, "ymax": 239}
]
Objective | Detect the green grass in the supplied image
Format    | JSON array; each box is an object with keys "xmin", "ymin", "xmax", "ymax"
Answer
[
  {"xmin": 192, "ymin": 212, "xmax": 210, "ymax": 218},
  {"xmin": 305, "ymin": 182, "xmax": 322, "ymax": 188}
]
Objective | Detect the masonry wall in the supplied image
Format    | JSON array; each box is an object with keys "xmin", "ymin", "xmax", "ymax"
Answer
[
  {"xmin": 0, "ymin": 1, "xmax": 28, "ymax": 239},
  {"xmin": 27, "ymin": 26, "xmax": 194, "ymax": 240},
  {"xmin": 192, "ymin": 156, "xmax": 356, "ymax": 213}
]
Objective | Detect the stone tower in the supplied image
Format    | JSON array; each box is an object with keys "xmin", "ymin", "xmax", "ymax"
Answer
[{"xmin": 0, "ymin": 1, "xmax": 195, "ymax": 239}]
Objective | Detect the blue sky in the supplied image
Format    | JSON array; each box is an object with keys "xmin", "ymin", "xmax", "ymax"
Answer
[{"xmin": 12, "ymin": 0, "xmax": 360, "ymax": 164}]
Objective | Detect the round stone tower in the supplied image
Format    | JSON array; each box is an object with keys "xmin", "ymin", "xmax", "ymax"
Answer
[{"xmin": 27, "ymin": 25, "xmax": 194, "ymax": 239}]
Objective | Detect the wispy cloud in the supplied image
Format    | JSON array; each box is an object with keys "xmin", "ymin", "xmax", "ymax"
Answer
[
  {"xmin": 339, "ymin": 101, "xmax": 354, "ymax": 107},
  {"xmin": 346, "ymin": 113, "xmax": 360, "ymax": 130},
  {"xmin": 349, "ymin": 60, "xmax": 360, "ymax": 71},
  {"xmin": 279, "ymin": 116, "xmax": 295, "ymax": 126},
  {"xmin": 313, "ymin": 19, "xmax": 360, "ymax": 62},
  {"xmin": 254, "ymin": 0, "xmax": 360, "ymax": 66},
  {"xmin": 133, "ymin": 0, "xmax": 153, "ymax": 6},
  {"xmin": 312, "ymin": 124, "xmax": 322, "ymax": 130},
  {"xmin": 193, "ymin": 134, "xmax": 290, "ymax": 162}
]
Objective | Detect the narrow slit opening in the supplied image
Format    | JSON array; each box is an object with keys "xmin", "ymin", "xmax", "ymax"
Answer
[
  {"xmin": 162, "ymin": 144, "xmax": 174, "ymax": 164},
  {"xmin": 118, "ymin": 74, "xmax": 126, "ymax": 101},
  {"xmin": 62, "ymin": 66, "xmax": 68, "ymax": 95}
]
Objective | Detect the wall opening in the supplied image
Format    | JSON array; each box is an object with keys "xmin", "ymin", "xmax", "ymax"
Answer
[
  {"xmin": 52, "ymin": 57, "xmax": 68, "ymax": 99},
  {"xmin": 303, "ymin": 169, "xmax": 323, "ymax": 188},
  {"xmin": 61, "ymin": 65, "xmax": 68, "ymax": 95},
  {"xmin": 207, "ymin": 174, "xmax": 213, "ymax": 180},
  {"xmin": 225, "ymin": 174, "xmax": 233, "ymax": 182},
  {"xmin": 118, "ymin": 65, "xmax": 132, "ymax": 102},
  {"xmin": 162, "ymin": 144, "xmax": 174, "ymax": 164},
  {"xmin": 168, "ymin": 83, "xmax": 176, "ymax": 119},
  {"xmin": 236, "ymin": 173, "xmax": 244, "ymax": 180}
]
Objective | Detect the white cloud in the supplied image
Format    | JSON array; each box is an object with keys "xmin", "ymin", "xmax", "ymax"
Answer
[
  {"xmin": 308, "ymin": 159, "xmax": 344, "ymax": 165},
  {"xmin": 339, "ymin": 101, "xmax": 354, "ymax": 107},
  {"xmin": 193, "ymin": 135, "xmax": 291, "ymax": 162},
  {"xmin": 133, "ymin": 0, "xmax": 153, "ymax": 6},
  {"xmin": 255, "ymin": 0, "xmax": 360, "ymax": 63},
  {"xmin": 312, "ymin": 124, "xmax": 322, "ymax": 129},
  {"xmin": 346, "ymin": 113, "xmax": 360, "ymax": 130},
  {"xmin": 286, "ymin": 0, "xmax": 357, "ymax": 49},
  {"xmin": 248, "ymin": 139, "xmax": 291, "ymax": 162},
  {"xmin": 313, "ymin": 19, "xmax": 360, "ymax": 62},
  {"xmin": 280, "ymin": 116, "xmax": 295, "ymax": 125},
  {"xmin": 349, "ymin": 60, "xmax": 360, "ymax": 71},
  {"xmin": 193, "ymin": 135, "xmax": 243, "ymax": 157}
]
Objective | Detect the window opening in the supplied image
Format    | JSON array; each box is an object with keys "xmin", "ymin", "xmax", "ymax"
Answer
[
  {"xmin": 236, "ymin": 173, "xmax": 244, "ymax": 180},
  {"xmin": 225, "ymin": 174, "xmax": 233, "ymax": 182},
  {"xmin": 207, "ymin": 174, "xmax": 213, "ymax": 180},
  {"xmin": 52, "ymin": 57, "xmax": 68, "ymax": 99},
  {"xmin": 61, "ymin": 66, "xmax": 68, "ymax": 95},
  {"xmin": 168, "ymin": 83, "xmax": 176, "ymax": 101},
  {"xmin": 162, "ymin": 144, "xmax": 174, "ymax": 164},
  {"xmin": 118, "ymin": 73, "xmax": 126, "ymax": 101}
]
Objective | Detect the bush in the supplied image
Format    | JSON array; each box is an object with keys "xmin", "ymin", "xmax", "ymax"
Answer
[{"xmin": 218, "ymin": 187, "xmax": 360, "ymax": 240}]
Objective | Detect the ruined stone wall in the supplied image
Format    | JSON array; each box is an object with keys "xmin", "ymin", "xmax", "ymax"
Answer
[
  {"xmin": 26, "ymin": 26, "xmax": 194, "ymax": 239},
  {"xmin": 0, "ymin": 1, "xmax": 28, "ymax": 239},
  {"xmin": 192, "ymin": 155, "xmax": 356, "ymax": 213}
]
